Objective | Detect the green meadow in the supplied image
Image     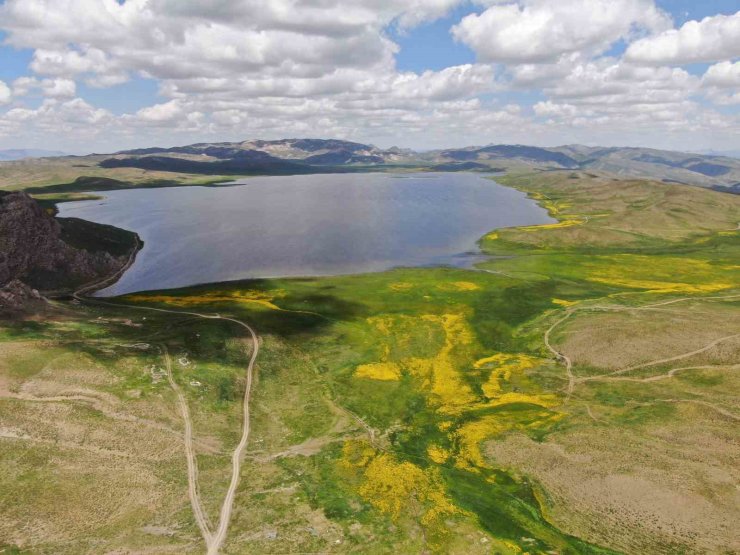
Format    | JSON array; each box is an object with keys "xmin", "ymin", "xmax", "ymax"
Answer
[{"xmin": 1, "ymin": 171, "xmax": 738, "ymax": 553}]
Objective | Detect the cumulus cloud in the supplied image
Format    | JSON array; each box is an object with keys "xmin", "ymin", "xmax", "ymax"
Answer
[
  {"xmin": 525, "ymin": 56, "xmax": 709, "ymax": 135},
  {"xmin": 0, "ymin": 81, "xmax": 11, "ymax": 105},
  {"xmin": 1, "ymin": 98, "xmax": 111, "ymax": 137},
  {"xmin": 702, "ymin": 61, "xmax": 740, "ymax": 105},
  {"xmin": 702, "ymin": 61, "xmax": 740, "ymax": 88},
  {"xmin": 43, "ymin": 78, "xmax": 77, "ymax": 98},
  {"xmin": 625, "ymin": 12, "xmax": 740, "ymax": 65},
  {"xmin": 452, "ymin": 0, "xmax": 671, "ymax": 63},
  {"xmin": 0, "ymin": 0, "xmax": 736, "ymax": 151},
  {"xmin": 132, "ymin": 99, "xmax": 207, "ymax": 127},
  {"xmin": 0, "ymin": 0, "xmax": 457, "ymax": 90},
  {"xmin": 12, "ymin": 77, "xmax": 77, "ymax": 98},
  {"xmin": 546, "ymin": 61, "xmax": 698, "ymax": 103}
]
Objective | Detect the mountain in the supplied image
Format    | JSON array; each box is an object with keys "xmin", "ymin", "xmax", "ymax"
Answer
[
  {"xmin": 0, "ymin": 191, "xmax": 140, "ymax": 311},
  {"xmin": 111, "ymin": 138, "xmax": 409, "ymax": 173},
  {"xmin": 3, "ymin": 138, "xmax": 739, "ymax": 193},
  {"xmin": 431, "ymin": 144, "xmax": 740, "ymax": 192},
  {"xmin": 551, "ymin": 145, "xmax": 740, "ymax": 191},
  {"xmin": 699, "ymin": 150, "xmax": 740, "ymax": 159},
  {"xmin": 0, "ymin": 149, "xmax": 67, "ymax": 161},
  {"xmin": 434, "ymin": 144, "xmax": 579, "ymax": 168}
]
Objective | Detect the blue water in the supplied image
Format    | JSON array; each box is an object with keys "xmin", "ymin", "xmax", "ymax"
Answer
[{"xmin": 57, "ymin": 173, "xmax": 554, "ymax": 296}]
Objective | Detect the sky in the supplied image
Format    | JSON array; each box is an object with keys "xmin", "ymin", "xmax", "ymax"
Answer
[{"xmin": 0, "ymin": 0, "xmax": 738, "ymax": 154}]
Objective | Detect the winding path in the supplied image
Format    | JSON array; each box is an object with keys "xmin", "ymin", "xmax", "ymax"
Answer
[
  {"xmin": 543, "ymin": 311, "xmax": 576, "ymax": 398},
  {"xmin": 543, "ymin": 293, "xmax": 740, "ymax": 396},
  {"xmin": 73, "ymin": 244, "xmax": 259, "ymax": 554},
  {"xmin": 162, "ymin": 345, "xmax": 213, "ymax": 542}
]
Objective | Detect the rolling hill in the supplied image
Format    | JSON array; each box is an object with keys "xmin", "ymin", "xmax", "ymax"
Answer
[
  {"xmin": 1, "ymin": 139, "xmax": 739, "ymax": 193},
  {"xmin": 0, "ymin": 149, "xmax": 67, "ymax": 161}
]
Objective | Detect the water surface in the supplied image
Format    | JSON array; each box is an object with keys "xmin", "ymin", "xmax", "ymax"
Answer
[{"xmin": 57, "ymin": 173, "xmax": 554, "ymax": 296}]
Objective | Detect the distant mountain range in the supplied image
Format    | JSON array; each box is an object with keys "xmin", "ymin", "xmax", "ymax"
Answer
[
  {"xmin": 3, "ymin": 139, "xmax": 739, "ymax": 193},
  {"xmin": 0, "ymin": 149, "xmax": 67, "ymax": 161},
  {"xmin": 102, "ymin": 139, "xmax": 739, "ymax": 192},
  {"xmin": 698, "ymin": 150, "xmax": 740, "ymax": 159}
]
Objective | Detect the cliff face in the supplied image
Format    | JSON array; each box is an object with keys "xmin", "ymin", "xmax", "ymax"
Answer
[{"xmin": 0, "ymin": 191, "xmax": 136, "ymax": 310}]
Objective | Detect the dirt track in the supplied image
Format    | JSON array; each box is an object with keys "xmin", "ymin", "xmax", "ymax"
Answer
[
  {"xmin": 74, "ymin": 260, "xmax": 259, "ymax": 554},
  {"xmin": 544, "ymin": 293, "xmax": 740, "ymax": 396}
]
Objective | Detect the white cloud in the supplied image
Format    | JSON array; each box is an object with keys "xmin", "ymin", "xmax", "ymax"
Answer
[
  {"xmin": 546, "ymin": 61, "xmax": 698, "ymax": 103},
  {"xmin": 0, "ymin": 0, "xmax": 737, "ymax": 152},
  {"xmin": 525, "ymin": 57, "xmax": 709, "ymax": 136},
  {"xmin": 702, "ymin": 60, "xmax": 740, "ymax": 88},
  {"xmin": 702, "ymin": 61, "xmax": 740, "ymax": 105},
  {"xmin": 533, "ymin": 101, "xmax": 578, "ymax": 118},
  {"xmin": 452, "ymin": 0, "xmax": 671, "ymax": 63},
  {"xmin": 43, "ymin": 78, "xmax": 77, "ymax": 98},
  {"xmin": 393, "ymin": 0, "xmax": 463, "ymax": 29},
  {"xmin": 625, "ymin": 12, "xmax": 740, "ymax": 65},
  {"xmin": 1, "ymin": 98, "xmax": 112, "ymax": 135},
  {"xmin": 0, "ymin": 81, "xmax": 11, "ymax": 105},
  {"xmin": 11, "ymin": 77, "xmax": 76, "ymax": 98},
  {"xmin": 0, "ymin": 0, "xmax": 462, "ymax": 90},
  {"xmin": 135, "ymin": 99, "xmax": 185, "ymax": 123}
]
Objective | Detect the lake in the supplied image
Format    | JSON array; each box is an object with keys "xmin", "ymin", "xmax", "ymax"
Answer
[{"xmin": 57, "ymin": 173, "xmax": 554, "ymax": 296}]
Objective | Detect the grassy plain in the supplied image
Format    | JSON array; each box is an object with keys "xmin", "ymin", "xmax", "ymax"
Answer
[
  {"xmin": 1, "ymin": 171, "xmax": 738, "ymax": 553},
  {"xmin": 0, "ymin": 156, "xmax": 234, "ymax": 192}
]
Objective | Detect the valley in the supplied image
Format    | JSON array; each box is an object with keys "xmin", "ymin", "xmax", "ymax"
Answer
[
  {"xmin": 1, "ymin": 170, "xmax": 738, "ymax": 553},
  {"xmin": 1, "ymin": 139, "xmax": 739, "ymax": 198}
]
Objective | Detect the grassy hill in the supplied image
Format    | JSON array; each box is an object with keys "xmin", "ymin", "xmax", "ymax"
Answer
[
  {"xmin": 2, "ymin": 139, "xmax": 739, "ymax": 196},
  {"xmin": 1, "ymin": 172, "xmax": 737, "ymax": 553}
]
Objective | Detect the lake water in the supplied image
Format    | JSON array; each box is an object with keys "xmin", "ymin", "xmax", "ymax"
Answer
[{"xmin": 57, "ymin": 173, "xmax": 554, "ymax": 296}]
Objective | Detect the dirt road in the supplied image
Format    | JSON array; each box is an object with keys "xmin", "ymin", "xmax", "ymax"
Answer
[
  {"xmin": 74, "ymin": 261, "xmax": 259, "ymax": 554},
  {"xmin": 162, "ymin": 345, "xmax": 213, "ymax": 542},
  {"xmin": 543, "ymin": 293, "xmax": 740, "ymax": 397}
]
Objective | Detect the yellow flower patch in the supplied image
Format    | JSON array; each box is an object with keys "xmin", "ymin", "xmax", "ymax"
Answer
[
  {"xmin": 355, "ymin": 313, "xmax": 478, "ymax": 414},
  {"xmin": 420, "ymin": 314, "xmax": 477, "ymax": 414},
  {"xmin": 342, "ymin": 441, "xmax": 461, "ymax": 526},
  {"xmin": 454, "ymin": 409, "xmax": 563, "ymax": 471},
  {"xmin": 454, "ymin": 416, "xmax": 509, "ymax": 470},
  {"xmin": 355, "ymin": 362, "xmax": 402, "ymax": 381},
  {"xmin": 488, "ymin": 392, "xmax": 559, "ymax": 408},
  {"xmin": 436, "ymin": 281, "xmax": 481, "ymax": 292},
  {"xmin": 428, "ymin": 445, "xmax": 451, "ymax": 464},
  {"xmin": 453, "ymin": 281, "xmax": 480, "ymax": 291},
  {"xmin": 552, "ymin": 298, "xmax": 578, "ymax": 307},
  {"xmin": 585, "ymin": 255, "xmax": 735, "ymax": 293},
  {"xmin": 126, "ymin": 289, "xmax": 285, "ymax": 310},
  {"xmin": 389, "ymin": 282, "xmax": 414, "ymax": 291},
  {"xmin": 516, "ymin": 219, "xmax": 585, "ymax": 232},
  {"xmin": 473, "ymin": 353, "xmax": 542, "ymax": 399}
]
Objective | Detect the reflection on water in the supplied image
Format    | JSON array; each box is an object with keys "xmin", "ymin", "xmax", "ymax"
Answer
[{"xmin": 57, "ymin": 173, "xmax": 554, "ymax": 296}]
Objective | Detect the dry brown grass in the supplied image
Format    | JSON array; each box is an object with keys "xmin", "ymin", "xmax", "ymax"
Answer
[
  {"xmin": 0, "ymin": 156, "xmax": 226, "ymax": 190},
  {"xmin": 555, "ymin": 300, "xmax": 740, "ymax": 371},
  {"xmin": 495, "ymin": 172, "xmax": 740, "ymax": 248},
  {"xmin": 486, "ymin": 410, "xmax": 740, "ymax": 554},
  {"xmin": 0, "ymin": 339, "xmax": 200, "ymax": 553},
  {"xmin": 484, "ymin": 295, "xmax": 740, "ymax": 554}
]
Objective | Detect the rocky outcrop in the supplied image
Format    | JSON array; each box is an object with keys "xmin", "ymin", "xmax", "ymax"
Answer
[
  {"xmin": 0, "ymin": 280, "xmax": 46, "ymax": 314},
  {"xmin": 0, "ymin": 191, "xmax": 137, "ymax": 311}
]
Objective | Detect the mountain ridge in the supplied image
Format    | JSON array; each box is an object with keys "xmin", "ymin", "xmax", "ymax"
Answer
[
  {"xmin": 2, "ymin": 139, "xmax": 739, "ymax": 193},
  {"xmin": 0, "ymin": 149, "xmax": 67, "ymax": 161}
]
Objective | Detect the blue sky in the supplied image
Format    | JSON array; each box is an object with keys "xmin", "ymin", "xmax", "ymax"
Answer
[
  {"xmin": 0, "ymin": 0, "xmax": 737, "ymax": 153},
  {"xmin": 394, "ymin": 0, "xmax": 740, "ymax": 73}
]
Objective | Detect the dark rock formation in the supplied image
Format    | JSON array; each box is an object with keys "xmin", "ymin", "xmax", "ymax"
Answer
[{"xmin": 0, "ymin": 191, "xmax": 138, "ymax": 311}]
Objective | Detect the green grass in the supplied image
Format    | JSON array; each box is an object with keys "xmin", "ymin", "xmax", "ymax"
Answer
[{"xmin": 3, "ymin": 170, "xmax": 739, "ymax": 553}]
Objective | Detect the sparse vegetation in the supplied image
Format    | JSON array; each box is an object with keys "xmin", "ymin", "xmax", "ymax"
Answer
[{"xmin": 1, "ymin": 171, "xmax": 738, "ymax": 553}]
